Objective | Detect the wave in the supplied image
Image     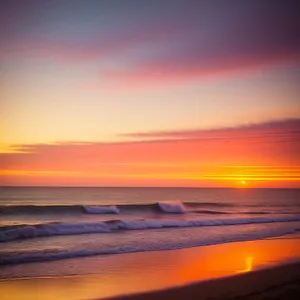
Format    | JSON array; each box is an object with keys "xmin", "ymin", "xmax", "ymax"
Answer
[
  {"xmin": 83, "ymin": 205, "xmax": 119, "ymax": 214},
  {"xmin": 193, "ymin": 211, "xmax": 274, "ymax": 215},
  {"xmin": 0, "ymin": 226, "xmax": 297, "ymax": 266},
  {"xmin": 1, "ymin": 201, "xmax": 299, "ymax": 217},
  {"xmin": 1, "ymin": 215, "xmax": 300, "ymax": 242},
  {"xmin": 157, "ymin": 201, "xmax": 186, "ymax": 213},
  {"xmin": 194, "ymin": 210, "xmax": 231, "ymax": 214},
  {"xmin": 0, "ymin": 205, "xmax": 83, "ymax": 214},
  {"xmin": 0, "ymin": 201, "xmax": 188, "ymax": 215},
  {"xmin": 0, "ymin": 201, "xmax": 244, "ymax": 215}
]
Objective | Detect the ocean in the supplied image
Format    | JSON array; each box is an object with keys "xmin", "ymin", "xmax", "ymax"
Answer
[{"xmin": 0, "ymin": 187, "xmax": 300, "ymax": 273}]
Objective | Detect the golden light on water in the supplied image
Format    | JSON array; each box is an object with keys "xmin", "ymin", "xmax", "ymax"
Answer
[
  {"xmin": 236, "ymin": 256, "xmax": 254, "ymax": 273},
  {"xmin": 1, "ymin": 238, "xmax": 300, "ymax": 300}
]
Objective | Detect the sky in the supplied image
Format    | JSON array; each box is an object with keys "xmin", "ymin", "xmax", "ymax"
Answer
[{"xmin": 1, "ymin": 0, "xmax": 300, "ymax": 187}]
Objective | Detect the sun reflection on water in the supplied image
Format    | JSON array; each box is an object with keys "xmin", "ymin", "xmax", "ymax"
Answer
[{"xmin": 236, "ymin": 256, "xmax": 254, "ymax": 273}]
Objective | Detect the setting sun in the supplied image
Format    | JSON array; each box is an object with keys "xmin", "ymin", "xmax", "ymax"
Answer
[
  {"xmin": 241, "ymin": 180, "xmax": 247, "ymax": 186},
  {"xmin": 1, "ymin": 2, "xmax": 300, "ymax": 300}
]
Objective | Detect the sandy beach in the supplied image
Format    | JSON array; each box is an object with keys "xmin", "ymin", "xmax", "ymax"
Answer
[
  {"xmin": 1, "ymin": 233, "xmax": 300, "ymax": 300},
  {"xmin": 2, "ymin": 0, "xmax": 300, "ymax": 299},
  {"xmin": 104, "ymin": 261, "xmax": 300, "ymax": 300}
]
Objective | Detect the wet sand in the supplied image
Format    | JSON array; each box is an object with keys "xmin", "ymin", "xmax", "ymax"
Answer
[
  {"xmin": 104, "ymin": 261, "xmax": 300, "ymax": 300},
  {"xmin": 1, "ymin": 234, "xmax": 300, "ymax": 300}
]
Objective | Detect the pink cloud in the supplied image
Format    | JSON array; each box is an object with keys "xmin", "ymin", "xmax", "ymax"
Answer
[
  {"xmin": 1, "ymin": 119, "xmax": 299, "ymax": 187},
  {"xmin": 120, "ymin": 119, "xmax": 300, "ymax": 141},
  {"xmin": 1, "ymin": 0, "xmax": 300, "ymax": 92},
  {"xmin": 0, "ymin": 24, "xmax": 179, "ymax": 64},
  {"xmin": 98, "ymin": 52, "xmax": 300, "ymax": 89},
  {"xmin": 2, "ymin": 15, "xmax": 299, "ymax": 90}
]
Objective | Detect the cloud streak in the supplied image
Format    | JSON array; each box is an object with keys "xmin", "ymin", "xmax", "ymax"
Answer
[
  {"xmin": 121, "ymin": 119, "xmax": 300, "ymax": 142},
  {"xmin": 1, "ymin": 0, "xmax": 299, "ymax": 87},
  {"xmin": 1, "ymin": 119, "xmax": 299, "ymax": 187}
]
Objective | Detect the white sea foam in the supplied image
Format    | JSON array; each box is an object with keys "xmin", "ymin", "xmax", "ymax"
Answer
[
  {"xmin": 157, "ymin": 201, "xmax": 186, "ymax": 213},
  {"xmin": 83, "ymin": 205, "xmax": 119, "ymax": 214},
  {"xmin": 0, "ymin": 226, "xmax": 297, "ymax": 265},
  {"xmin": 1, "ymin": 215, "xmax": 300, "ymax": 243},
  {"xmin": 0, "ymin": 222, "xmax": 110, "ymax": 242}
]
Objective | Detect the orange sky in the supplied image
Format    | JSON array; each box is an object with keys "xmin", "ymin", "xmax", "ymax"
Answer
[
  {"xmin": 1, "ymin": 1, "xmax": 300, "ymax": 188},
  {"xmin": 1, "ymin": 119, "xmax": 299, "ymax": 187}
]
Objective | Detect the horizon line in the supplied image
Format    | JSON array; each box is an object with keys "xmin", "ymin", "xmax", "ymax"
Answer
[{"xmin": 0, "ymin": 185, "xmax": 299, "ymax": 190}]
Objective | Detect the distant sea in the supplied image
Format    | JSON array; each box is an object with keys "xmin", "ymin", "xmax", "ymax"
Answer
[{"xmin": 0, "ymin": 187, "xmax": 300, "ymax": 270}]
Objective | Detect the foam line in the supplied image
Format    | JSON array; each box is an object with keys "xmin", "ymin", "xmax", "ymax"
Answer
[
  {"xmin": 1, "ymin": 215, "xmax": 300, "ymax": 242},
  {"xmin": 83, "ymin": 205, "xmax": 120, "ymax": 214}
]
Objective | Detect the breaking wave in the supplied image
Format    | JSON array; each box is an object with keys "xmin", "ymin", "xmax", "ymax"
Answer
[
  {"xmin": 0, "ymin": 200, "xmax": 271, "ymax": 215},
  {"xmin": 157, "ymin": 201, "xmax": 186, "ymax": 213},
  {"xmin": 0, "ymin": 226, "xmax": 297, "ymax": 265},
  {"xmin": 1, "ymin": 201, "xmax": 189, "ymax": 215},
  {"xmin": 83, "ymin": 205, "xmax": 120, "ymax": 214},
  {"xmin": 1, "ymin": 215, "xmax": 300, "ymax": 243}
]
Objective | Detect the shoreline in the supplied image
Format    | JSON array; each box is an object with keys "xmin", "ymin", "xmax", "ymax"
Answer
[
  {"xmin": 1, "ymin": 234, "xmax": 300, "ymax": 299},
  {"xmin": 103, "ymin": 261, "xmax": 300, "ymax": 300}
]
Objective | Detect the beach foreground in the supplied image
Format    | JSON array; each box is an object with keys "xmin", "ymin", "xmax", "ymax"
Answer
[
  {"xmin": 104, "ymin": 261, "xmax": 300, "ymax": 300},
  {"xmin": 1, "ymin": 234, "xmax": 300, "ymax": 300}
]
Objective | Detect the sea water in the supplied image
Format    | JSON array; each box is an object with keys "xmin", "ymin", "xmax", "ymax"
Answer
[{"xmin": 0, "ymin": 187, "xmax": 299, "ymax": 274}]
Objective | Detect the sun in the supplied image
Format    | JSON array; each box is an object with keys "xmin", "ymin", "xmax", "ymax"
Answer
[
  {"xmin": 238, "ymin": 180, "xmax": 248, "ymax": 188},
  {"xmin": 237, "ymin": 180, "xmax": 251, "ymax": 188}
]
